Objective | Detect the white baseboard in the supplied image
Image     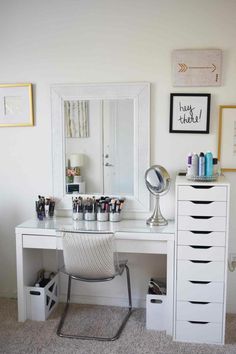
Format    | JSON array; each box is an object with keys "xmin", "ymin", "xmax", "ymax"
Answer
[
  {"xmin": 59, "ymin": 293, "xmax": 146, "ymax": 308},
  {"xmin": 0, "ymin": 291, "xmax": 17, "ymax": 299}
]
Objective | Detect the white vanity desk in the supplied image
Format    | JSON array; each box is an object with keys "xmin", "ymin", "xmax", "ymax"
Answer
[{"xmin": 15, "ymin": 218, "xmax": 175, "ymax": 335}]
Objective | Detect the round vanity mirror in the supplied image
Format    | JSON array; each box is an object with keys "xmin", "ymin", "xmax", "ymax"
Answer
[{"xmin": 145, "ymin": 165, "xmax": 171, "ymax": 226}]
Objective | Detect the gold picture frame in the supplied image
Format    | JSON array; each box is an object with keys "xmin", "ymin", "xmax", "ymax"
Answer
[
  {"xmin": 0, "ymin": 83, "xmax": 34, "ymax": 127},
  {"xmin": 218, "ymin": 105, "xmax": 236, "ymax": 172}
]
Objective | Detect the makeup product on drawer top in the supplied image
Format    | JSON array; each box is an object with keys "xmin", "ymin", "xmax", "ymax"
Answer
[
  {"xmin": 205, "ymin": 151, "xmax": 213, "ymax": 176},
  {"xmin": 198, "ymin": 152, "xmax": 205, "ymax": 177},
  {"xmin": 213, "ymin": 157, "xmax": 219, "ymax": 176},
  {"xmin": 186, "ymin": 153, "xmax": 193, "ymax": 177},
  {"xmin": 191, "ymin": 153, "xmax": 199, "ymax": 176}
]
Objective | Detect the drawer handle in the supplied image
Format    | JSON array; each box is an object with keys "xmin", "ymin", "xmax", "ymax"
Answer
[
  {"xmin": 191, "ymin": 186, "xmax": 213, "ymax": 189},
  {"xmin": 150, "ymin": 299, "xmax": 163, "ymax": 304},
  {"xmin": 190, "ymin": 201, "xmax": 213, "ymax": 204},
  {"xmin": 188, "ymin": 321, "xmax": 209, "ymax": 324},
  {"xmin": 189, "ymin": 281, "xmax": 211, "ymax": 284},
  {"xmin": 190, "ymin": 216, "xmax": 213, "ymax": 219},
  {"xmin": 189, "ymin": 301, "xmax": 210, "ymax": 305},
  {"xmin": 190, "ymin": 260, "xmax": 211, "ymax": 264},
  {"xmin": 190, "ymin": 231, "xmax": 212, "ymax": 234},
  {"xmin": 190, "ymin": 246, "xmax": 211, "ymax": 249}
]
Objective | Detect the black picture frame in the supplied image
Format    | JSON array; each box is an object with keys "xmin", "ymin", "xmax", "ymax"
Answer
[{"xmin": 169, "ymin": 93, "xmax": 211, "ymax": 133}]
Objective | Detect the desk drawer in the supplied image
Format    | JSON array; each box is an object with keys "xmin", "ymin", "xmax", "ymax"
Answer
[
  {"xmin": 178, "ymin": 216, "xmax": 226, "ymax": 232},
  {"xmin": 177, "ymin": 245, "xmax": 225, "ymax": 261},
  {"xmin": 177, "ymin": 231, "xmax": 226, "ymax": 246},
  {"xmin": 175, "ymin": 321, "xmax": 222, "ymax": 344},
  {"xmin": 177, "ymin": 280, "xmax": 224, "ymax": 302},
  {"xmin": 178, "ymin": 185, "xmax": 227, "ymax": 202},
  {"xmin": 176, "ymin": 301, "xmax": 223, "ymax": 323},
  {"xmin": 177, "ymin": 260, "xmax": 225, "ymax": 282},
  {"xmin": 23, "ymin": 235, "xmax": 57, "ymax": 249},
  {"xmin": 178, "ymin": 201, "xmax": 227, "ymax": 217}
]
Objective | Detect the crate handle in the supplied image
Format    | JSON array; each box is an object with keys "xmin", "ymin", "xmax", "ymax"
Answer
[
  {"xmin": 29, "ymin": 291, "xmax": 41, "ymax": 296},
  {"xmin": 150, "ymin": 299, "xmax": 163, "ymax": 304}
]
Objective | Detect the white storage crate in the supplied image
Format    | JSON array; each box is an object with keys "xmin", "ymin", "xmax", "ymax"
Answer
[
  {"xmin": 146, "ymin": 293, "xmax": 167, "ymax": 331},
  {"xmin": 25, "ymin": 273, "xmax": 59, "ymax": 321}
]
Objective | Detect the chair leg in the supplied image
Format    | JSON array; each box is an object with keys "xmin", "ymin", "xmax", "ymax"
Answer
[
  {"xmin": 125, "ymin": 264, "xmax": 132, "ymax": 310},
  {"xmin": 110, "ymin": 264, "xmax": 133, "ymax": 341},
  {"xmin": 57, "ymin": 275, "xmax": 72, "ymax": 337},
  {"xmin": 57, "ymin": 268, "xmax": 132, "ymax": 341}
]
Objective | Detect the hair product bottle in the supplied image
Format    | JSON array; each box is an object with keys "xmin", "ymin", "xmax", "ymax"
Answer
[
  {"xmin": 191, "ymin": 153, "xmax": 199, "ymax": 176},
  {"xmin": 199, "ymin": 152, "xmax": 205, "ymax": 177},
  {"xmin": 205, "ymin": 151, "xmax": 213, "ymax": 176}
]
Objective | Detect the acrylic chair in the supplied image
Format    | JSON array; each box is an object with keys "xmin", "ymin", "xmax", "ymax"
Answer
[{"xmin": 57, "ymin": 230, "xmax": 132, "ymax": 341}]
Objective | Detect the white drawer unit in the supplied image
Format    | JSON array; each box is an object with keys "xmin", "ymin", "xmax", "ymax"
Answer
[
  {"xmin": 177, "ymin": 245, "xmax": 225, "ymax": 261},
  {"xmin": 175, "ymin": 321, "xmax": 222, "ymax": 344},
  {"xmin": 177, "ymin": 280, "xmax": 224, "ymax": 303},
  {"xmin": 178, "ymin": 185, "xmax": 227, "ymax": 201},
  {"xmin": 178, "ymin": 215, "xmax": 226, "ymax": 232},
  {"xmin": 178, "ymin": 230, "xmax": 226, "ymax": 246},
  {"xmin": 174, "ymin": 175, "xmax": 230, "ymax": 345},
  {"xmin": 177, "ymin": 260, "xmax": 225, "ymax": 282},
  {"xmin": 178, "ymin": 201, "xmax": 227, "ymax": 217},
  {"xmin": 176, "ymin": 301, "xmax": 223, "ymax": 323}
]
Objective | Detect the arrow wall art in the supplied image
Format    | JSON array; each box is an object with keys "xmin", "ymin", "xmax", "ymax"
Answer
[{"xmin": 172, "ymin": 49, "xmax": 222, "ymax": 86}]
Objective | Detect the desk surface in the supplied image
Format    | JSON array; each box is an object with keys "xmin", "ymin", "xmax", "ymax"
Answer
[{"xmin": 16, "ymin": 218, "xmax": 175, "ymax": 239}]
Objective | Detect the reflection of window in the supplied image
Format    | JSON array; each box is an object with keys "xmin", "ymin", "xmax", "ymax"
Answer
[
  {"xmin": 4, "ymin": 96, "xmax": 23, "ymax": 115},
  {"xmin": 64, "ymin": 100, "xmax": 89, "ymax": 138}
]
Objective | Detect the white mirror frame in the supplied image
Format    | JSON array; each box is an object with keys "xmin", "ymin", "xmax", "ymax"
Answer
[{"xmin": 51, "ymin": 82, "xmax": 150, "ymax": 217}]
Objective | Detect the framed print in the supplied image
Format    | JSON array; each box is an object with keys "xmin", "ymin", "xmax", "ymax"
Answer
[
  {"xmin": 169, "ymin": 93, "xmax": 211, "ymax": 133},
  {"xmin": 0, "ymin": 83, "xmax": 34, "ymax": 127},
  {"xmin": 218, "ymin": 105, "xmax": 236, "ymax": 172}
]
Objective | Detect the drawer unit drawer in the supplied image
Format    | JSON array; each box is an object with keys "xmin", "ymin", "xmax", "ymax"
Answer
[
  {"xmin": 177, "ymin": 260, "xmax": 225, "ymax": 282},
  {"xmin": 177, "ymin": 280, "xmax": 224, "ymax": 302},
  {"xmin": 178, "ymin": 185, "xmax": 227, "ymax": 202},
  {"xmin": 177, "ymin": 245, "xmax": 225, "ymax": 261},
  {"xmin": 178, "ymin": 216, "xmax": 226, "ymax": 232},
  {"xmin": 176, "ymin": 301, "xmax": 223, "ymax": 323},
  {"xmin": 178, "ymin": 201, "xmax": 227, "ymax": 217},
  {"xmin": 177, "ymin": 230, "xmax": 226, "ymax": 246},
  {"xmin": 23, "ymin": 235, "xmax": 57, "ymax": 249},
  {"xmin": 175, "ymin": 321, "xmax": 222, "ymax": 344}
]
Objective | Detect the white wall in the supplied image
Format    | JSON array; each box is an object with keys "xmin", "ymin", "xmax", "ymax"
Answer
[{"xmin": 1, "ymin": 0, "xmax": 236, "ymax": 311}]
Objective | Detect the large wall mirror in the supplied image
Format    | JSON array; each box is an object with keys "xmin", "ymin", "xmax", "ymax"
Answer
[{"xmin": 51, "ymin": 83, "xmax": 150, "ymax": 215}]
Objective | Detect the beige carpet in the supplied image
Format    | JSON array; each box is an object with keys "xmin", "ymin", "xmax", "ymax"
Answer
[{"xmin": 1, "ymin": 298, "xmax": 236, "ymax": 354}]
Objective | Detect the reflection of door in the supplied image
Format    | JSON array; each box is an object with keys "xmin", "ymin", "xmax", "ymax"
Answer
[{"xmin": 103, "ymin": 99, "xmax": 134, "ymax": 195}]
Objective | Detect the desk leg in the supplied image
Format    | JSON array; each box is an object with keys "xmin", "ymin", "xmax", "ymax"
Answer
[
  {"xmin": 16, "ymin": 232, "xmax": 26, "ymax": 322},
  {"xmin": 166, "ymin": 239, "xmax": 174, "ymax": 336}
]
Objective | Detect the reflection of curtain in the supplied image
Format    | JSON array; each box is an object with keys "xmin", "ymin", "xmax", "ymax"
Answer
[{"xmin": 64, "ymin": 100, "xmax": 89, "ymax": 138}]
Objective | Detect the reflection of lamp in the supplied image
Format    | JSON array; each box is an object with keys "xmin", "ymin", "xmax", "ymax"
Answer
[
  {"xmin": 67, "ymin": 153, "xmax": 86, "ymax": 194},
  {"xmin": 70, "ymin": 154, "xmax": 84, "ymax": 179}
]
